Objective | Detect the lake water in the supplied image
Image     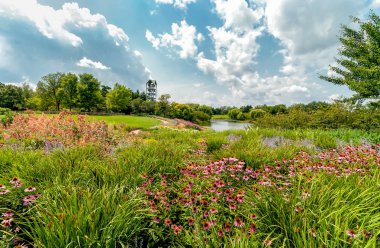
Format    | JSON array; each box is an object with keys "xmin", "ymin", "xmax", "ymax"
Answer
[{"xmin": 210, "ymin": 120, "xmax": 251, "ymax": 131}]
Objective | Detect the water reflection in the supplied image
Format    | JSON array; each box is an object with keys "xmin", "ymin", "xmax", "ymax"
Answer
[{"xmin": 210, "ymin": 120, "xmax": 251, "ymax": 131}]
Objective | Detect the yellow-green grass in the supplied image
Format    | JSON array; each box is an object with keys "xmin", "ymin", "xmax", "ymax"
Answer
[
  {"xmin": 88, "ymin": 115, "xmax": 161, "ymax": 128},
  {"xmin": 211, "ymin": 114, "xmax": 230, "ymax": 120},
  {"xmin": 37, "ymin": 113, "xmax": 161, "ymax": 129}
]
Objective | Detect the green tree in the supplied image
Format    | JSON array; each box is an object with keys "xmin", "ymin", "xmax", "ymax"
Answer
[
  {"xmin": 320, "ymin": 12, "xmax": 380, "ymax": 101},
  {"xmin": 155, "ymin": 94, "xmax": 171, "ymax": 116},
  {"xmin": 228, "ymin": 108, "xmax": 241, "ymax": 120},
  {"xmin": 0, "ymin": 83, "xmax": 24, "ymax": 110},
  {"xmin": 37, "ymin": 73, "xmax": 65, "ymax": 111},
  {"xmin": 77, "ymin": 73, "xmax": 103, "ymax": 111},
  {"xmin": 106, "ymin": 83, "xmax": 132, "ymax": 112},
  {"xmin": 61, "ymin": 73, "xmax": 78, "ymax": 111}
]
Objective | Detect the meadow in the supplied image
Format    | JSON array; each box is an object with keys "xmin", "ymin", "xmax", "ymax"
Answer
[{"xmin": 0, "ymin": 113, "xmax": 379, "ymax": 247}]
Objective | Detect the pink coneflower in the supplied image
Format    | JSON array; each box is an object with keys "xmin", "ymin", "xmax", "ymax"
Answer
[
  {"xmin": 226, "ymin": 196, "xmax": 234, "ymax": 202},
  {"xmin": 0, "ymin": 184, "xmax": 5, "ymax": 189},
  {"xmin": 1, "ymin": 218, "xmax": 13, "ymax": 228},
  {"xmin": 250, "ymin": 213, "xmax": 257, "ymax": 220},
  {"xmin": 188, "ymin": 217, "xmax": 194, "ymax": 226},
  {"xmin": 210, "ymin": 208, "xmax": 217, "ymax": 214},
  {"xmin": 191, "ymin": 206, "xmax": 198, "ymax": 213},
  {"xmin": 346, "ymin": 229, "xmax": 357, "ymax": 238},
  {"xmin": 14, "ymin": 245, "xmax": 27, "ymax": 248},
  {"xmin": 234, "ymin": 218, "xmax": 244, "ymax": 227},
  {"xmin": 195, "ymin": 192, "xmax": 202, "ymax": 198},
  {"xmin": 2, "ymin": 210, "xmax": 14, "ymax": 217},
  {"xmin": 24, "ymin": 186, "xmax": 36, "ymax": 192},
  {"xmin": 164, "ymin": 219, "xmax": 172, "ymax": 226},
  {"xmin": 362, "ymin": 230, "xmax": 371, "ymax": 238},
  {"xmin": 10, "ymin": 177, "xmax": 20, "ymax": 184},
  {"xmin": 14, "ymin": 182, "xmax": 23, "ymax": 188},
  {"xmin": 210, "ymin": 220, "xmax": 216, "ymax": 226},
  {"xmin": 171, "ymin": 224, "xmax": 182, "ymax": 235},
  {"xmin": 204, "ymin": 211, "xmax": 209, "ymax": 218},
  {"xmin": 161, "ymin": 180, "xmax": 167, "ymax": 187},
  {"xmin": 309, "ymin": 228, "xmax": 317, "ymax": 238},
  {"xmin": 263, "ymin": 239, "xmax": 273, "ymax": 246},
  {"xmin": 0, "ymin": 189, "xmax": 10, "ymax": 195},
  {"xmin": 153, "ymin": 217, "xmax": 160, "ymax": 223},
  {"xmin": 224, "ymin": 223, "xmax": 231, "ymax": 232},
  {"xmin": 211, "ymin": 197, "xmax": 218, "ymax": 202},
  {"xmin": 216, "ymin": 190, "xmax": 222, "ymax": 195},
  {"xmin": 236, "ymin": 195, "xmax": 244, "ymax": 203},
  {"xmin": 203, "ymin": 221, "xmax": 211, "ymax": 230},
  {"xmin": 229, "ymin": 203, "xmax": 236, "ymax": 210},
  {"xmin": 243, "ymin": 176, "xmax": 249, "ymax": 181},
  {"xmin": 249, "ymin": 223, "xmax": 257, "ymax": 234},
  {"xmin": 218, "ymin": 229, "xmax": 224, "ymax": 237},
  {"xmin": 201, "ymin": 199, "xmax": 208, "ymax": 206}
]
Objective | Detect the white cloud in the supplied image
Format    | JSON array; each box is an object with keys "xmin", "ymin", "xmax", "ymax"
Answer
[
  {"xmin": 0, "ymin": 1, "xmax": 150, "ymax": 88},
  {"xmin": 193, "ymin": 0, "xmax": 365, "ymax": 105},
  {"xmin": 265, "ymin": 0, "xmax": 366, "ymax": 75},
  {"xmin": 146, "ymin": 20, "xmax": 203, "ymax": 59},
  {"xmin": 155, "ymin": 0, "xmax": 197, "ymax": 9},
  {"xmin": 76, "ymin": 57, "xmax": 110, "ymax": 70},
  {"xmin": 0, "ymin": 1, "xmax": 129, "ymax": 48},
  {"xmin": 371, "ymin": 0, "xmax": 380, "ymax": 8}
]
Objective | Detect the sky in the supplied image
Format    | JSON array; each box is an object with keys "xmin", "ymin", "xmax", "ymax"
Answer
[{"xmin": 0, "ymin": 0, "xmax": 378, "ymax": 107}]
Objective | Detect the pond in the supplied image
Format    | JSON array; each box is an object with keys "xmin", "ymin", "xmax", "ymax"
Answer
[{"xmin": 210, "ymin": 120, "xmax": 251, "ymax": 131}]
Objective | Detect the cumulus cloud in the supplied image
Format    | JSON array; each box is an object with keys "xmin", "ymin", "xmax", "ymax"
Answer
[
  {"xmin": 76, "ymin": 57, "xmax": 110, "ymax": 70},
  {"xmin": 265, "ymin": 0, "xmax": 366, "ymax": 75},
  {"xmin": 193, "ymin": 0, "xmax": 364, "ymax": 105},
  {"xmin": 155, "ymin": 0, "xmax": 197, "ymax": 9},
  {"xmin": 0, "ymin": 1, "xmax": 150, "ymax": 88},
  {"xmin": 146, "ymin": 20, "xmax": 203, "ymax": 59}
]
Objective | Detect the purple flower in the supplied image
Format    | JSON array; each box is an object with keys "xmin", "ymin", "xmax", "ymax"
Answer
[
  {"xmin": 24, "ymin": 186, "xmax": 36, "ymax": 192},
  {"xmin": 2, "ymin": 210, "xmax": 14, "ymax": 217}
]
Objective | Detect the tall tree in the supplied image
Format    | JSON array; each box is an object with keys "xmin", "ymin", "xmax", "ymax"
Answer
[
  {"xmin": 320, "ymin": 12, "xmax": 380, "ymax": 101},
  {"xmin": 77, "ymin": 73, "xmax": 102, "ymax": 111},
  {"xmin": 37, "ymin": 73, "xmax": 64, "ymax": 111},
  {"xmin": 61, "ymin": 73, "xmax": 78, "ymax": 111},
  {"xmin": 106, "ymin": 83, "xmax": 132, "ymax": 112},
  {"xmin": 0, "ymin": 83, "xmax": 24, "ymax": 110}
]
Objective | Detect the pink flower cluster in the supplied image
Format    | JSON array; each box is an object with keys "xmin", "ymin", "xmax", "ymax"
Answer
[
  {"xmin": 2, "ymin": 112, "xmax": 110, "ymax": 148},
  {"xmin": 140, "ymin": 157, "xmax": 259, "ymax": 239}
]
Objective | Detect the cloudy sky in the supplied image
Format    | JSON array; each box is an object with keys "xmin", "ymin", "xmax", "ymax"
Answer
[{"xmin": 0, "ymin": 0, "xmax": 377, "ymax": 106}]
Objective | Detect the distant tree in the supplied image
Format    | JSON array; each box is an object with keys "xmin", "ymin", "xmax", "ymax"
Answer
[
  {"xmin": 101, "ymin": 85, "xmax": 111, "ymax": 98},
  {"xmin": 0, "ymin": 83, "xmax": 24, "ymax": 110},
  {"xmin": 61, "ymin": 73, "xmax": 78, "ymax": 111},
  {"xmin": 240, "ymin": 105, "xmax": 252, "ymax": 113},
  {"xmin": 228, "ymin": 108, "xmax": 241, "ymax": 120},
  {"xmin": 155, "ymin": 94, "xmax": 171, "ymax": 116},
  {"xmin": 320, "ymin": 12, "xmax": 380, "ymax": 102},
  {"xmin": 141, "ymin": 100, "xmax": 155, "ymax": 114},
  {"xmin": 130, "ymin": 98, "xmax": 143, "ymax": 114},
  {"xmin": 106, "ymin": 83, "xmax": 132, "ymax": 112},
  {"xmin": 37, "ymin": 73, "xmax": 64, "ymax": 111},
  {"xmin": 77, "ymin": 73, "xmax": 103, "ymax": 111},
  {"xmin": 250, "ymin": 109, "xmax": 266, "ymax": 120}
]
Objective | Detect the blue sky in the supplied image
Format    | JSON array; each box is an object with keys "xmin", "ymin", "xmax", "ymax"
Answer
[{"xmin": 0, "ymin": 0, "xmax": 378, "ymax": 106}]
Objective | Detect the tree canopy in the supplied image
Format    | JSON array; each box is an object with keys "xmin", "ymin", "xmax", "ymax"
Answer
[{"xmin": 320, "ymin": 12, "xmax": 380, "ymax": 101}]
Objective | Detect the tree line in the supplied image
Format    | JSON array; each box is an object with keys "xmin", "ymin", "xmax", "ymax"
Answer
[{"xmin": 0, "ymin": 73, "xmax": 213, "ymax": 124}]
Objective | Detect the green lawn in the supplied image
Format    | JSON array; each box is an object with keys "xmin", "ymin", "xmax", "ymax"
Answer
[
  {"xmin": 88, "ymin": 115, "xmax": 161, "ymax": 128},
  {"xmin": 39, "ymin": 113, "xmax": 161, "ymax": 129}
]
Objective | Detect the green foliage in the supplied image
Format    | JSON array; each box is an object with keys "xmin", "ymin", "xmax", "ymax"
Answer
[
  {"xmin": 250, "ymin": 109, "xmax": 266, "ymax": 120},
  {"xmin": 61, "ymin": 73, "xmax": 78, "ymax": 111},
  {"xmin": 228, "ymin": 108, "xmax": 241, "ymax": 120},
  {"xmin": 77, "ymin": 73, "xmax": 103, "ymax": 111},
  {"xmin": 36, "ymin": 73, "xmax": 65, "ymax": 111},
  {"xmin": 1, "ymin": 110, "xmax": 13, "ymax": 127},
  {"xmin": 106, "ymin": 83, "xmax": 132, "ymax": 112},
  {"xmin": 320, "ymin": 12, "xmax": 380, "ymax": 101},
  {"xmin": 0, "ymin": 83, "xmax": 26, "ymax": 110}
]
